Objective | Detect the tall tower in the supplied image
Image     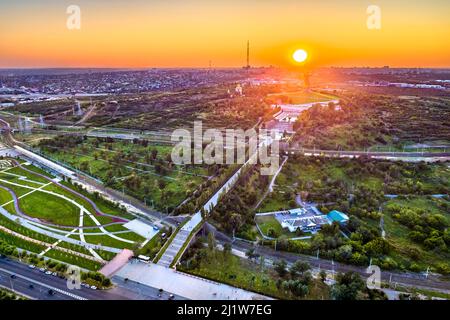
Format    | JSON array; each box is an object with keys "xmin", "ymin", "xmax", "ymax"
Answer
[{"xmin": 245, "ymin": 40, "xmax": 250, "ymax": 69}]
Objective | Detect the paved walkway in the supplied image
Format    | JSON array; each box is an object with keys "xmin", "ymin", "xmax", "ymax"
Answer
[
  {"xmin": 157, "ymin": 136, "xmax": 274, "ymax": 267},
  {"xmin": 0, "ymin": 166, "xmax": 134, "ymax": 245},
  {"xmin": 0, "ymin": 225, "xmax": 104, "ymax": 263},
  {"xmin": 115, "ymin": 261, "xmax": 271, "ymax": 300},
  {"xmin": 0, "ymin": 206, "xmax": 121, "ymax": 254},
  {"xmin": 157, "ymin": 229, "xmax": 190, "ymax": 267}
]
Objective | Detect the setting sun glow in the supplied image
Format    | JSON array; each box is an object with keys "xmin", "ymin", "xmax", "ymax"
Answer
[{"xmin": 293, "ymin": 49, "xmax": 308, "ymax": 63}]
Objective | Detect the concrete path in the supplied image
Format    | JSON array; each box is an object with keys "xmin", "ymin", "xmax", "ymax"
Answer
[
  {"xmin": 158, "ymin": 229, "xmax": 190, "ymax": 267},
  {"xmin": 0, "ymin": 225, "xmax": 103, "ymax": 263},
  {"xmin": 0, "ymin": 171, "xmax": 134, "ymax": 245}
]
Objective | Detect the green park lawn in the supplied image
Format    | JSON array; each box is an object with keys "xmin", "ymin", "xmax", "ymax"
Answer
[
  {"xmin": 0, "ymin": 159, "xmax": 145, "ymax": 252},
  {"xmin": 19, "ymin": 191, "xmax": 80, "ymax": 226},
  {"xmin": 255, "ymin": 215, "xmax": 297, "ymax": 239}
]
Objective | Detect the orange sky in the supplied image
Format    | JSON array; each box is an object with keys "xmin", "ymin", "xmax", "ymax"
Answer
[{"xmin": 1, "ymin": 0, "xmax": 449, "ymax": 68}]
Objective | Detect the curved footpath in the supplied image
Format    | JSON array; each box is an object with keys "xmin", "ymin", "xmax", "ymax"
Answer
[
  {"xmin": 0, "ymin": 206, "xmax": 121, "ymax": 253},
  {"xmin": 0, "ymin": 180, "xmax": 134, "ymax": 245},
  {"xmin": 11, "ymin": 159, "xmax": 129, "ymax": 223},
  {"xmin": 0, "ymin": 185, "xmax": 123, "ymax": 230}
]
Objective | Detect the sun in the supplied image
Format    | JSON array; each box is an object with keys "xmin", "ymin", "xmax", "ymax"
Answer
[{"xmin": 293, "ymin": 49, "xmax": 308, "ymax": 63}]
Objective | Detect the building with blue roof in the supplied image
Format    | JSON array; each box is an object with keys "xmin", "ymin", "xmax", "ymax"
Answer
[{"xmin": 327, "ymin": 210, "xmax": 349, "ymax": 224}]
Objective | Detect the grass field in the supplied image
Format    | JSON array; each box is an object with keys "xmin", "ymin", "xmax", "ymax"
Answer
[
  {"xmin": 0, "ymin": 158, "xmax": 145, "ymax": 269},
  {"xmin": 37, "ymin": 137, "xmax": 210, "ymax": 211},
  {"xmin": 255, "ymin": 215, "xmax": 297, "ymax": 239},
  {"xmin": 266, "ymin": 90, "xmax": 336, "ymax": 105}
]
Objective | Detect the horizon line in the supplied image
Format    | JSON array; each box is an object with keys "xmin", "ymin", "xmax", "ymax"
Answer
[{"xmin": 1, "ymin": 65, "xmax": 450, "ymax": 70}]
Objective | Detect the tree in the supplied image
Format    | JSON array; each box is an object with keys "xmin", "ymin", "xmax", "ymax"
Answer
[
  {"xmin": 223, "ymin": 243, "xmax": 232, "ymax": 256},
  {"xmin": 245, "ymin": 248, "xmax": 259, "ymax": 262},
  {"xmin": 291, "ymin": 281, "xmax": 309, "ymax": 297},
  {"xmin": 274, "ymin": 259, "xmax": 288, "ymax": 277},
  {"xmin": 158, "ymin": 179, "xmax": 166, "ymax": 190},
  {"xmin": 331, "ymin": 272, "xmax": 366, "ymax": 300},
  {"xmin": 207, "ymin": 232, "xmax": 216, "ymax": 252},
  {"xmin": 290, "ymin": 261, "xmax": 310, "ymax": 278},
  {"xmin": 319, "ymin": 270, "xmax": 327, "ymax": 282},
  {"xmin": 151, "ymin": 148, "xmax": 158, "ymax": 160},
  {"xmin": 267, "ymin": 227, "xmax": 278, "ymax": 238}
]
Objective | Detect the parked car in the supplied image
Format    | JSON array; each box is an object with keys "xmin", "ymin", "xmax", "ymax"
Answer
[
  {"xmin": 45, "ymin": 271, "xmax": 52, "ymax": 275},
  {"xmin": 28, "ymin": 284, "xmax": 34, "ymax": 289},
  {"xmin": 48, "ymin": 289, "xmax": 56, "ymax": 296},
  {"xmin": 28, "ymin": 264, "xmax": 36, "ymax": 269},
  {"xmin": 10, "ymin": 274, "xmax": 16, "ymax": 279},
  {"xmin": 169, "ymin": 294, "xmax": 175, "ymax": 300},
  {"xmin": 52, "ymin": 272, "xmax": 58, "ymax": 277},
  {"xmin": 90, "ymin": 286, "xmax": 97, "ymax": 290},
  {"xmin": 39, "ymin": 268, "xmax": 46, "ymax": 272}
]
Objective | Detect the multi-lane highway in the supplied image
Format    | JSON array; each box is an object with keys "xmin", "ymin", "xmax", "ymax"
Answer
[{"xmin": 0, "ymin": 257, "xmax": 185, "ymax": 300}]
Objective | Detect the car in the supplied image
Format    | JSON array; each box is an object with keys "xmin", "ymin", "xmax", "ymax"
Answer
[
  {"xmin": 10, "ymin": 274, "xmax": 16, "ymax": 279},
  {"xmin": 90, "ymin": 286, "xmax": 97, "ymax": 290},
  {"xmin": 48, "ymin": 289, "xmax": 56, "ymax": 296},
  {"xmin": 168, "ymin": 294, "xmax": 174, "ymax": 300},
  {"xmin": 28, "ymin": 264, "xmax": 36, "ymax": 269},
  {"xmin": 45, "ymin": 271, "xmax": 52, "ymax": 275},
  {"xmin": 39, "ymin": 268, "xmax": 46, "ymax": 272},
  {"xmin": 28, "ymin": 284, "xmax": 34, "ymax": 289},
  {"xmin": 152, "ymin": 225, "xmax": 159, "ymax": 231},
  {"xmin": 52, "ymin": 272, "xmax": 58, "ymax": 277},
  {"xmin": 161, "ymin": 233, "xmax": 167, "ymax": 239},
  {"xmin": 81, "ymin": 283, "xmax": 90, "ymax": 288}
]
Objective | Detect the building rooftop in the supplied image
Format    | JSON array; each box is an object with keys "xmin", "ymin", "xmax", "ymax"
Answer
[{"xmin": 327, "ymin": 210, "xmax": 349, "ymax": 223}]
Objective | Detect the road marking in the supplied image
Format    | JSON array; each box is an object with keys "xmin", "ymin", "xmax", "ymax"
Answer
[{"xmin": 0, "ymin": 266, "xmax": 87, "ymax": 300}]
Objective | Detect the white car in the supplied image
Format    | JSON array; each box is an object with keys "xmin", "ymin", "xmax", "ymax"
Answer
[
  {"xmin": 39, "ymin": 268, "xmax": 46, "ymax": 272},
  {"xmin": 90, "ymin": 286, "xmax": 97, "ymax": 290},
  {"xmin": 52, "ymin": 272, "xmax": 58, "ymax": 277},
  {"xmin": 45, "ymin": 271, "xmax": 52, "ymax": 275},
  {"xmin": 28, "ymin": 264, "xmax": 36, "ymax": 269}
]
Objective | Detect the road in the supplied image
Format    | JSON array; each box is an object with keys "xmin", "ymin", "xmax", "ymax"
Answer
[
  {"xmin": 288, "ymin": 147, "xmax": 450, "ymax": 159},
  {"xmin": 211, "ymin": 232, "xmax": 450, "ymax": 293},
  {"xmin": 2, "ymin": 115, "xmax": 449, "ymax": 297},
  {"xmin": 0, "ymin": 257, "xmax": 185, "ymax": 300}
]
